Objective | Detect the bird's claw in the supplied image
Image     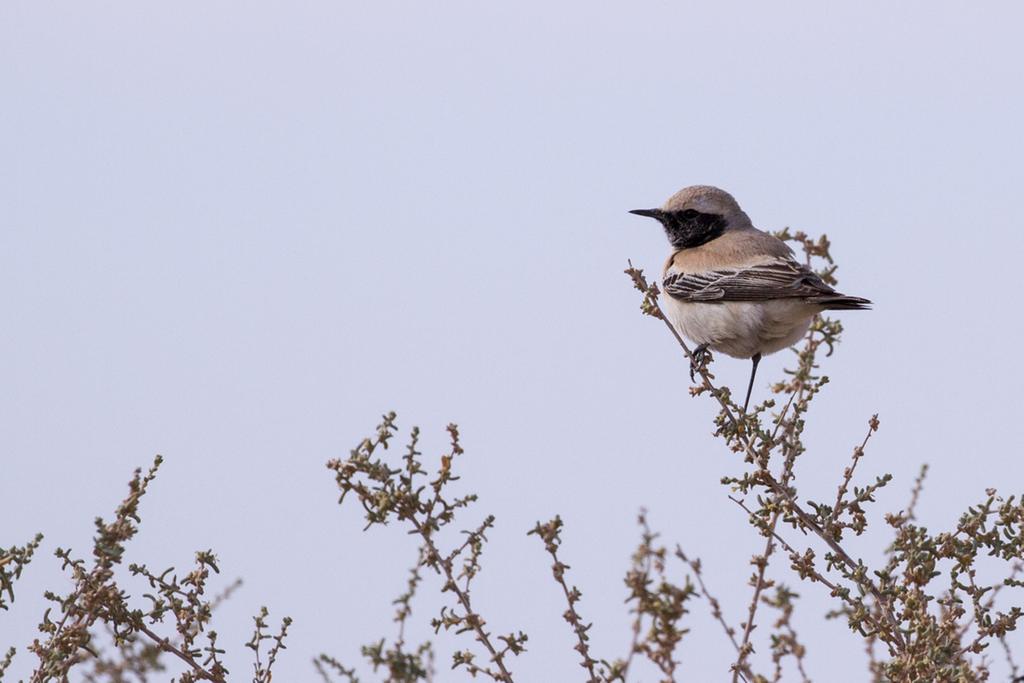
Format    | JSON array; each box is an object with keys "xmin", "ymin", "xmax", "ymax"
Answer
[{"xmin": 689, "ymin": 345, "xmax": 711, "ymax": 382}]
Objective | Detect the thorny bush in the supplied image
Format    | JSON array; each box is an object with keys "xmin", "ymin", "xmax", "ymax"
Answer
[
  {"xmin": 2, "ymin": 457, "xmax": 290, "ymax": 683},
  {"xmin": 3, "ymin": 230, "xmax": 1022, "ymax": 682}
]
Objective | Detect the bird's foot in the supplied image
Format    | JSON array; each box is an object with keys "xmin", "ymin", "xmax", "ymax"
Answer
[{"xmin": 690, "ymin": 344, "xmax": 711, "ymax": 382}]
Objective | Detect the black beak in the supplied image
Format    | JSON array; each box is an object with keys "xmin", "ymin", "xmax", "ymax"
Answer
[{"xmin": 629, "ymin": 208, "xmax": 664, "ymax": 220}]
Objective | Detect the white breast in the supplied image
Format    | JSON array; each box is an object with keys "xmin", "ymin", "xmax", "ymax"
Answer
[{"xmin": 660, "ymin": 294, "xmax": 817, "ymax": 359}]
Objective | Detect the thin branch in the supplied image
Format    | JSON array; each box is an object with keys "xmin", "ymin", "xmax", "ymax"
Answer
[
  {"xmin": 762, "ymin": 474, "xmax": 906, "ymax": 650},
  {"xmin": 732, "ymin": 533, "xmax": 774, "ymax": 683},
  {"xmin": 529, "ymin": 517, "xmax": 599, "ymax": 682},
  {"xmin": 829, "ymin": 416, "xmax": 880, "ymax": 532},
  {"xmin": 675, "ymin": 546, "xmax": 741, "ymax": 653},
  {"xmin": 729, "ymin": 496, "xmax": 880, "ymax": 622},
  {"xmin": 730, "ymin": 331, "xmax": 818, "ymax": 683},
  {"xmin": 136, "ymin": 623, "xmax": 225, "ymax": 682},
  {"xmin": 413, "ymin": 518, "xmax": 515, "ymax": 681},
  {"xmin": 906, "ymin": 464, "xmax": 929, "ymax": 523}
]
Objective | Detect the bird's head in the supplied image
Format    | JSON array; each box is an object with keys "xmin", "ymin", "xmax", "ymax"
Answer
[{"xmin": 630, "ymin": 185, "xmax": 752, "ymax": 250}]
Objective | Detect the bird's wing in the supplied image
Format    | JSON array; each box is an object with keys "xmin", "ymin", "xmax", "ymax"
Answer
[{"xmin": 662, "ymin": 258, "xmax": 837, "ymax": 302}]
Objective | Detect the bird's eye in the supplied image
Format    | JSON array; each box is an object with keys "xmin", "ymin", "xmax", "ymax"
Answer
[{"xmin": 681, "ymin": 209, "xmax": 698, "ymax": 219}]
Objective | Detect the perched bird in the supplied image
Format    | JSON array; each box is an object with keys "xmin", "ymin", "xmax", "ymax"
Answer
[{"xmin": 630, "ymin": 185, "xmax": 870, "ymax": 412}]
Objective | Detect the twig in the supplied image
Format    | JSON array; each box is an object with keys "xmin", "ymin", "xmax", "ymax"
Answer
[
  {"xmin": 414, "ymin": 517, "xmax": 515, "ymax": 681},
  {"xmin": 329, "ymin": 419, "xmax": 522, "ymax": 682},
  {"xmin": 529, "ymin": 517, "xmax": 599, "ymax": 682},
  {"xmin": 732, "ymin": 533, "xmax": 774, "ymax": 683},
  {"xmin": 619, "ymin": 572, "xmax": 646, "ymax": 681},
  {"xmin": 675, "ymin": 546, "xmax": 741, "ymax": 653},
  {"xmin": 625, "ymin": 264, "xmax": 750, "ymax": 444},
  {"xmin": 136, "ymin": 623, "xmax": 225, "ymax": 682},
  {"xmin": 395, "ymin": 545, "xmax": 427, "ymax": 654},
  {"xmin": 729, "ymin": 495, "xmax": 887, "ymax": 633},
  {"xmin": 761, "ymin": 474, "xmax": 906, "ymax": 650},
  {"xmin": 829, "ymin": 416, "xmax": 880, "ymax": 531},
  {"xmin": 906, "ymin": 464, "xmax": 928, "ymax": 523},
  {"xmin": 730, "ymin": 332, "xmax": 819, "ymax": 683},
  {"xmin": 1000, "ymin": 633, "xmax": 1020, "ymax": 682}
]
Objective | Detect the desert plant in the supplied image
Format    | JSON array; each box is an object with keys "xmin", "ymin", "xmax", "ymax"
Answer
[
  {"xmin": 3, "ymin": 457, "xmax": 290, "ymax": 683},
  {"xmin": 5, "ymin": 231, "xmax": 1022, "ymax": 682},
  {"xmin": 317, "ymin": 229, "xmax": 1024, "ymax": 682}
]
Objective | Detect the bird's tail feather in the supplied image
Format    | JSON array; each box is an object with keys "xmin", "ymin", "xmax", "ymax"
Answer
[{"xmin": 814, "ymin": 295, "xmax": 872, "ymax": 310}]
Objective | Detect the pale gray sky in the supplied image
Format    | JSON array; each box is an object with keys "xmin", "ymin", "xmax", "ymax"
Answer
[{"xmin": 3, "ymin": 2, "xmax": 1024, "ymax": 680}]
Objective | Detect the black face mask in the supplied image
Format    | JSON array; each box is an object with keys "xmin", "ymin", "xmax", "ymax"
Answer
[{"xmin": 630, "ymin": 208, "xmax": 727, "ymax": 249}]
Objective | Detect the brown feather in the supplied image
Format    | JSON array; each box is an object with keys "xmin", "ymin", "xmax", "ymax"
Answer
[
  {"xmin": 663, "ymin": 228, "xmax": 794, "ymax": 275},
  {"xmin": 662, "ymin": 229, "xmax": 871, "ymax": 307}
]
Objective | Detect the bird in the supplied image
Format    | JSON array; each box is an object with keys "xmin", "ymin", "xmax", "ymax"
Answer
[{"xmin": 629, "ymin": 185, "xmax": 870, "ymax": 413}]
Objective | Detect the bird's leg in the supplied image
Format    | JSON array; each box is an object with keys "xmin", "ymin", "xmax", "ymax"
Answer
[
  {"xmin": 690, "ymin": 344, "xmax": 711, "ymax": 382},
  {"xmin": 742, "ymin": 353, "xmax": 762, "ymax": 414}
]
